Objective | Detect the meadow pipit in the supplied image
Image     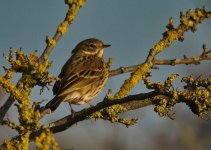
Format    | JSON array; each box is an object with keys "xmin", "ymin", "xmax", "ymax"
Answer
[{"xmin": 45, "ymin": 38, "xmax": 110, "ymax": 112}]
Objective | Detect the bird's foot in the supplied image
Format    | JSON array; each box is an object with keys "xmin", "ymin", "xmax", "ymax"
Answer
[{"xmin": 69, "ymin": 103, "xmax": 76, "ymax": 118}]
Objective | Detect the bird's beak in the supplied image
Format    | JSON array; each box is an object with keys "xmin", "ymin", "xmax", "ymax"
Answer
[{"xmin": 103, "ymin": 44, "xmax": 111, "ymax": 48}]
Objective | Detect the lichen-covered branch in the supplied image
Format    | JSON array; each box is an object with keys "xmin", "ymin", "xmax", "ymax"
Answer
[
  {"xmin": 0, "ymin": 1, "xmax": 86, "ymax": 149},
  {"xmin": 40, "ymin": 0, "xmax": 85, "ymax": 60},
  {"xmin": 0, "ymin": 49, "xmax": 56, "ymax": 149},
  {"xmin": 0, "ymin": 0, "xmax": 86, "ymax": 125},
  {"xmin": 45, "ymin": 75, "xmax": 211, "ymax": 133},
  {"xmin": 104, "ymin": 7, "xmax": 211, "ymax": 125},
  {"xmin": 35, "ymin": 128, "xmax": 59, "ymax": 150},
  {"xmin": 5, "ymin": 74, "xmax": 210, "ymax": 146},
  {"xmin": 5, "ymin": 91, "xmax": 159, "ymax": 145},
  {"xmin": 112, "ymin": 7, "xmax": 211, "ymax": 100}
]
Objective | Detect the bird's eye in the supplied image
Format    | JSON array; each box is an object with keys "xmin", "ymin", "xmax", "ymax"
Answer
[{"xmin": 89, "ymin": 43, "xmax": 95, "ymax": 48}]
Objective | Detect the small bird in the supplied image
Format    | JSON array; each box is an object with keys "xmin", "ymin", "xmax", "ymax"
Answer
[{"xmin": 45, "ymin": 38, "xmax": 110, "ymax": 112}]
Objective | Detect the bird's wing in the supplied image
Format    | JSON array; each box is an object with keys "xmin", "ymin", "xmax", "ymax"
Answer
[
  {"xmin": 52, "ymin": 55, "xmax": 75, "ymax": 95},
  {"xmin": 57, "ymin": 56, "xmax": 108, "ymax": 97}
]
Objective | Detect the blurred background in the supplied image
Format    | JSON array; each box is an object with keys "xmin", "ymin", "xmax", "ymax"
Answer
[{"xmin": 0, "ymin": 0, "xmax": 211, "ymax": 150}]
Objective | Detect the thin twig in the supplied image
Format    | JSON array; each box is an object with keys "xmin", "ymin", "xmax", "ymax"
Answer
[{"xmin": 109, "ymin": 53, "xmax": 211, "ymax": 77}]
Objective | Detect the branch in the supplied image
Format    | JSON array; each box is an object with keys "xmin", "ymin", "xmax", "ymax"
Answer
[
  {"xmin": 109, "ymin": 48, "xmax": 211, "ymax": 77},
  {"xmin": 111, "ymin": 8, "xmax": 211, "ymax": 99},
  {"xmin": 154, "ymin": 55, "xmax": 211, "ymax": 65},
  {"xmin": 2, "ymin": 73, "xmax": 210, "ymax": 148},
  {"xmin": 39, "ymin": 1, "xmax": 85, "ymax": 60},
  {"xmin": 9, "ymin": 83, "xmax": 211, "ymax": 144},
  {"xmin": 50, "ymin": 94, "xmax": 155, "ymax": 132},
  {"xmin": 6, "ymin": 91, "xmax": 158, "ymax": 145}
]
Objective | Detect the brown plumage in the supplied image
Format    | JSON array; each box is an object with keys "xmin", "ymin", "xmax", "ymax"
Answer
[{"xmin": 45, "ymin": 38, "xmax": 110, "ymax": 111}]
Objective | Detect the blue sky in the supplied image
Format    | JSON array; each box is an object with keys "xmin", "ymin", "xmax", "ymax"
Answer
[{"xmin": 0, "ymin": 1, "xmax": 211, "ymax": 149}]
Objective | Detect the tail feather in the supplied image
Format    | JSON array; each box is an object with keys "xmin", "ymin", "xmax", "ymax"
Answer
[{"xmin": 45, "ymin": 96, "xmax": 62, "ymax": 112}]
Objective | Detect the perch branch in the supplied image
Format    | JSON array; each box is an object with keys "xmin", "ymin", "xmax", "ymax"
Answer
[{"xmin": 5, "ymin": 91, "xmax": 159, "ymax": 145}]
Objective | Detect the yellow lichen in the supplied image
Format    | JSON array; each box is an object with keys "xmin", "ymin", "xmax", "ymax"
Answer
[
  {"xmin": 4, "ymin": 68, "xmax": 14, "ymax": 79},
  {"xmin": 114, "ymin": 63, "xmax": 150, "ymax": 99},
  {"xmin": 65, "ymin": 0, "xmax": 85, "ymax": 22},
  {"xmin": 2, "ymin": 140, "xmax": 14, "ymax": 150},
  {"xmin": 154, "ymin": 97, "xmax": 169, "ymax": 117},
  {"xmin": 151, "ymin": 8, "xmax": 211, "ymax": 56},
  {"xmin": 117, "ymin": 118, "xmax": 138, "ymax": 127},
  {"xmin": 35, "ymin": 128, "xmax": 59, "ymax": 150},
  {"xmin": 65, "ymin": 0, "xmax": 85, "ymax": 7},
  {"xmin": 46, "ymin": 36, "xmax": 56, "ymax": 47},
  {"xmin": 57, "ymin": 21, "xmax": 68, "ymax": 35},
  {"xmin": 164, "ymin": 74, "xmax": 178, "ymax": 88},
  {"xmin": 0, "ymin": 49, "xmax": 57, "ymax": 149},
  {"xmin": 91, "ymin": 110, "xmax": 104, "ymax": 119},
  {"xmin": 0, "ymin": 75, "xmax": 29, "ymax": 103}
]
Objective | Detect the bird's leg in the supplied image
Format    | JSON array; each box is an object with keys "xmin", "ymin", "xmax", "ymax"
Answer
[{"xmin": 68, "ymin": 102, "xmax": 75, "ymax": 118}]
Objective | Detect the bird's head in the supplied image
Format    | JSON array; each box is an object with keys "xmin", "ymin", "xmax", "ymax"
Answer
[{"xmin": 72, "ymin": 38, "xmax": 110, "ymax": 58}]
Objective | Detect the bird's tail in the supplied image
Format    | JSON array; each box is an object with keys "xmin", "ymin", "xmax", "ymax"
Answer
[{"xmin": 45, "ymin": 96, "xmax": 62, "ymax": 112}]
